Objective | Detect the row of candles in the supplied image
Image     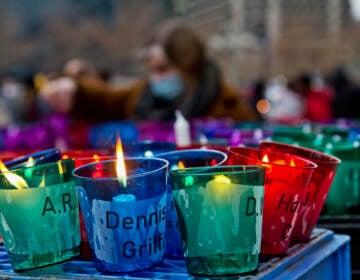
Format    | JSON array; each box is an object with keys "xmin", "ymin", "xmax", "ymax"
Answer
[{"xmin": 0, "ymin": 139, "xmax": 341, "ymax": 276}]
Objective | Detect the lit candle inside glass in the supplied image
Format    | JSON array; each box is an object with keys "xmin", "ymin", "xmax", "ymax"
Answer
[
  {"xmin": 228, "ymin": 147, "xmax": 317, "ymax": 255},
  {"xmin": 0, "ymin": 160, "xmax": 28, "ymax": 189},
  {"xmin": 170, "ymin": 165, "xmax": 265, "ymax": 276},
  {"xmin": 113, "ymin": 135, "xmax": 135, "ymax": 202}
]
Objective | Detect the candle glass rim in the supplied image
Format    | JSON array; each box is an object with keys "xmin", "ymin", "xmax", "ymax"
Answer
[
  {"xmin": 259, "ymin": 141, "xmax": 341, "ymax": 166},
  {"xmin": 61, "ymin": 149, "xmax": 110, "ymax": 158},
  {"xmin": 156, "ymin": 148, "xmax": 227, "ymax": 164},
  {"xmin": 71, "ymin": 156, "xmax": 116, "ymax": 161},
  {"xmin": 228, "ymin": 146, "xmax": 318, "ymax": 170},
  {"xmin": 1, "ymin": 158, "xmax": 74, "ymax": 174},
  {"xmin": 0, "ymin": 180, "xmax": 75, "ymax": 192},
  {"xmin": 122, "ymin": 141, "xmax": 176, "ymax": 155},
  {"xmin": 5, "ymin": 148, "xmax": 61, "ymax": 168},
  {"xmin": 72, "ymin": 157, "xmax": 169, "ymax": 181},
  {"xmin": 124, "ymin": 140, "xmax": 176, "ymax": 148},
  {"xmin": 169, "ymin": 165, "xmax": 265, "ymax": 176}
]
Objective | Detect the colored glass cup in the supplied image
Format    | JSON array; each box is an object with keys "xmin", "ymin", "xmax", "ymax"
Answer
[
  {"xmin": 169, "ymin": 165, "xmax": 265, "ymax": 276},
  {"xmin": 63, "ymin": 153, "xmax": 114, "ymax": 260},
  {"xmin": 175, "ymin": 143, "xmax": 229, "ymax": 156},
  {"xmin": 0, "ymin": 151, "xmax": 29, "ymax": 162},
  {"xmin": 0, "ymin": 159, "xmax": 80, "ymax": 271},
  {"xmin": 324, "ymin": 143, "xmax": 360, "ymax": 214},
  {"xmin": 73, "ymin": 158, "xmax": 168, "ymax": 273},
  {"xmin": 259, "ymin": 141, "xmax": 340, "ymax": 241},
  {"xmin": 61, "ymin": 149, "xmax": 110, "ymax": 161},
  {"xmin": 228, "ymin": 147, "xmax": 317, "ymax": 255},
  {"xmin": 4, "ymin": 148, "xmax": 61, "ymax": 169},
  {"xmin": 156, "ymin": 149, "xmax": 227, "ymax": 258}
]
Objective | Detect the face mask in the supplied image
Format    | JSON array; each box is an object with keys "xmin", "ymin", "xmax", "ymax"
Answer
[{"xmin": 149, "ymin": 74, "xmax": 184, "ymax": 101}]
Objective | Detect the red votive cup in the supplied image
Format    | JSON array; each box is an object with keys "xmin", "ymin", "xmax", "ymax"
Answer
[
  {"xmin": 228, "ymin": 147, "xmax": 317, "ymax": 255},
  {"xmin": 259, "ymin": 141, "xmax": 340, "ymax": 241},
  {"xmin": 0, "ymin": 151, "xmax": 27, "ymax": 162},
  {"xmin": 61, "ymin": 150, "xmax": 113, "ymax": 259},
  {"xmin": 62, "ymin": 150, "xmax": 110, "ymax": 162}
]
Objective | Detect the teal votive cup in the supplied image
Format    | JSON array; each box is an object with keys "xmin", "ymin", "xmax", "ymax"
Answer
[
  {"xmin": 169, "ymin": 165, "xmax": 265, "ymax": 276},
  {"xmin": 324, "ymin": 142, "xmax": 360, "ymax": 214},
  {"xmin": 157, "ymin": 149, "xmax": 227, "ymax": 258},
  {"xmin": 0, "ymin": 159, "xmax": 80, "ymax": 271}
]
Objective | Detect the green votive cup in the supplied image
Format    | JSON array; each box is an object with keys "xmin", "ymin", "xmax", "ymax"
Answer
[
  {"xmin": 169, "ymin": 165, "xmax": 265, "ymax": 276},
  {"xmin": 324, "ymin": 142, "xmax": 360, "ymax": 214},
  {"xmin": 0, "ymin": 159, "xmax": 80, "ymax": 271}
]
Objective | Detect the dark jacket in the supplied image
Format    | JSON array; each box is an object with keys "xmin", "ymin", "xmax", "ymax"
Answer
[{"xmin": 71, "ymin": 61, "xmax": 257, "ymax": 122}]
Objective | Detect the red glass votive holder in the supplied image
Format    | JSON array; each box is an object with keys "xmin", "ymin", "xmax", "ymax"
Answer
[
  {"xmin": 228, "ymin": 147, "xmax": 317, "ymax": 255},
  {"xmin": 259, "ymin": 142, "xmax": 340, "ymax": 241},
  {"xmin": 62, "ymin": 151, "xmax": 113, "ymax": 259},
  {"xmin": 0, "ymin": 151, "xmax": 27, "ymax": 162},
  {"xmin": 62, "ymin": 150, "xmax": 110, "ymax": 162}
]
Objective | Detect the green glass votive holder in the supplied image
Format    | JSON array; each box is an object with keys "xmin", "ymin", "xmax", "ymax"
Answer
[
  {"xmin": 169, "ymin": 165, "xmax": 265, "ymax": 276},
  {"xmin": 0, "ymin": 159, "xmax": 80, "ymax": 271},
  {"xmin": 324, "ymin": 142, "xmax": 360, "ymax": 214}
]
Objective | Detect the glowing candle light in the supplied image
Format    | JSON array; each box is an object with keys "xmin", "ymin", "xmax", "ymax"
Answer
[
  {"xmin": 26, "ymin": 157, "xmax": 35, "ymax": 167},
  {"xmin": 0, "ymin": 160, "xmax": 28, "ymax": 189},
  {"xmin": 115, "ymin": 134, "xmax": 127, "ymax": 187},
  {"xmin": 73, "ymin": 153, "xmax": 168, "ymax": 273},
  {"xmin": 262, "ymin": 154, "xmax": 269, "ymax": 163},
  {"xmin": 178, "ymin": 160, "xmax": 185, "ymax": 169},
  {"xmin": 113, "ymin": 134, "xmax": 135, "ymax": 203},
  {"xmin": 170, "ymin": 165, "xmax": 265, "ymax": 276},
  {"xmin": 228, "ymin": 147, "xmax": 317, "ymax": 255}
]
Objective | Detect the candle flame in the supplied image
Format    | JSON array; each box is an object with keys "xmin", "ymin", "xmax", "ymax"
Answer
[
  {"xmin": 116, "ymin": 134, "xmax": 127, "ymax": 186},
  {"xmin": 144, "ymin": 150, "xmax": 154, "ymax": 157},
  {"xmin": 93, "ymin": 154, "xmax": 100, "ymax": 162},
  {"xmin": 38, "ymin": 173, "xmax": 46, "ymax": 188},
  {"xmin": 0, "ymin": 160, "xmax": 29, "ymax": 189},
  {"xmin": 178, "ymin": 160, "xmax": 185, "ymax": 169},
  {"xmin": 26, "ymin": 157, "xmax": 35, "ymax": 167},
  {"xmin": 214, "ymin": 175, "xmax": 232, "ymax": 184},
  {"xmin": 262, "ymin": 154, "xmax": 269, "ymax": 163},
  {"xmin": 290, "ymin": 158, "xmax": 296, "ymax": 167}
]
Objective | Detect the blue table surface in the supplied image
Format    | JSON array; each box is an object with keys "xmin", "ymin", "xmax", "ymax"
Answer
[{"xmin": 0, "ymin": 228, "xmax": 350, "ymax": 279}]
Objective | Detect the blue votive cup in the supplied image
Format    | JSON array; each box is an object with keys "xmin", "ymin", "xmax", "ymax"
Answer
[
  {"xmin": 4, "ymin": 148, "xmax": 61, "ymax": 169},
  {"xmin": 73, "ymin": 157, "xmax": 168, "ymax": 273},
  {"xmin": 156, "ymin": 149, "xmax": 227, "ymax": 258}
]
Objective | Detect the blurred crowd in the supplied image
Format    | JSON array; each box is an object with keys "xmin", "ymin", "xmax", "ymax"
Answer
[
  {"xmin": 246, "ymin": 67, "xmax": 360, "ymax": 123},
  {"xmin": 1, "ymin": 22, "xmax": 360, "ymax": 126}
]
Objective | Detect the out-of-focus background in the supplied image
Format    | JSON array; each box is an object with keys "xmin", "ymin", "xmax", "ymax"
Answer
[
  {"xmin": 1, "ymin": 0, "xmax": 360, "ymax": 126},
  {"xmin": 1, "ymin": 0, "xmax": 360, "ymax": 81}
]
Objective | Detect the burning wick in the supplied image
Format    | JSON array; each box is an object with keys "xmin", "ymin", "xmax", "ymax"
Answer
[
  {"xmin": 0, "ymin": 160, "xmax": 29, "ymax": 189},
  {"xmin": 113, "ymin": 134, "xmax": 136, "ymax": 202},
  {"xmin": 116, "ymin": 134, "xmax": 127, "ymax": 187}
]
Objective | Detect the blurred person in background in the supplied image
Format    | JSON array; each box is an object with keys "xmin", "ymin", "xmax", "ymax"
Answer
[
  {"xmin": 297, "ymin": 73, "xmax": 334, "ymax": 122},
  {"xmin": 262, "ymin": 76, "xmax": 305, "ymax": 122},
  {"xmin": 39, "ymin": 21, "xmax": 257, "ymax": 122},
  {"xmin": 0, "ymin": 74, "xmax": 35, "ymax": 125},
  {"xmin": 328, "ymin": 67, "xmax": 360, "ymax": 118}
]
